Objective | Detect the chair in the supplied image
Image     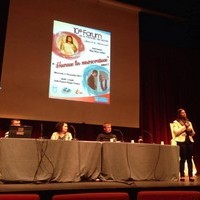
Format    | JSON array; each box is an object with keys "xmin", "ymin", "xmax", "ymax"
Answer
[
  {"xmin": 52, "ymin": 192, "xmax": 129, "ymax": 200},
  {"xmin": 0, "ymin": 194, "xmax": 40, "ymax": 200},
  {"xmin": 169, "ymin": 123, "xmax": 197, "ymax": 176},
  {"xmin": 137, "ymin": 191, "xmax": 200, "ymax": 200}
]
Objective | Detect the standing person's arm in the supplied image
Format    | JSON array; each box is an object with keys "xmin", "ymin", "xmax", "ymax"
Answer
[
  {"xmin": 186, "ymin": 122, "xmax": 195, "ymax": 136},
  {"xmin": 173, "ymin": 121, "xmax": 187, "ymax": 137}
]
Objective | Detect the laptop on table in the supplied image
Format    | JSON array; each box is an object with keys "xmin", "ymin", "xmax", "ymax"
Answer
[{"xmin": 8, "ymin": 125, "xmax": 32, "ymax": 138}]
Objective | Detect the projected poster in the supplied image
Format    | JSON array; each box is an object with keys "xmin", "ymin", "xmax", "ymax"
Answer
[{"xmin": 49, "ymin": 20, "xmax": 111, "ymax": 104}]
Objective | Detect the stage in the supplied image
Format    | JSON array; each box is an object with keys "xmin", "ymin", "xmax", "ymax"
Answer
[
  {"xmin": 0, "ymin": 139, "xmax": 198, "ymax": 200},
  {"xmin": 0, "ymin": 176, "xmax": 200, "ymax": 200}
]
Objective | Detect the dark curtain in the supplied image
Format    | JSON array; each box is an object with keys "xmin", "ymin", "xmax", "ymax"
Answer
[
  {"xmin": 140, "ymin": 41, "xmax": 194, "ymax": 144},
  {"xmin": 0, "ymin": 0, "xmax": 10, "ymax": 85},
  {"xmin": 139, "ymin": 13, "xmax": 200, "ymax": 173}
]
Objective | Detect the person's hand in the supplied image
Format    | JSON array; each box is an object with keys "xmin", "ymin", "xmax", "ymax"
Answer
[
  {"xmin": 185, "ymin": 121, "xmax": 190, "ymax": 127},
  {"xmin": 186, "ymin": 126, "xmax": 192, "ymax": 132}
]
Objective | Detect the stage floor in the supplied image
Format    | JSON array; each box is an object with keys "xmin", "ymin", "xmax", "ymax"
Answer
[{"xmin": 0, "ymin": 176, "xmax": 200, "ymax": 200}]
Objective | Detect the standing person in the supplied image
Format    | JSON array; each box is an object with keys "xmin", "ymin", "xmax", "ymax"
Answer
[
  {"xmin": 172, "ymin": 108, "xmax": 195, "ymax": 182},
  {"xmin": 96, "ymin": 122, "xmax": 117, "ymax": 142},
  {"xmin": 87, "ymin": 70, "xmax": 98, "ymax": 90},
  {"xmin": 51, "ymin": 121, "xmax": 73, "ymax": 141},
  {"xmin": 5, "ymin": 119, "xmax": 21, "ymax": 138}
]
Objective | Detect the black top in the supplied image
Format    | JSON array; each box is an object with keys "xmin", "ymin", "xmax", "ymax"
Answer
[{"xmin": 96, "ymin": 132, "xmax": 117, "ymax": 141}]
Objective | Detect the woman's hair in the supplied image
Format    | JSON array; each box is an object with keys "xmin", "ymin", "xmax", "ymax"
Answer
[
  {"xmin": 176, "ymin": 108, "xmax": 187, "ymax": 121},
  {"xmin": 177, "ymin": 108, "xmax": 184, "ymax": 116},
  {"xmin": 55, "ymin": 121, "xmax": 67, "ymax": 132}
]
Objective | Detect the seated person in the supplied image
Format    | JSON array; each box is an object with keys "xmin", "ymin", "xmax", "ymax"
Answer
[
  {"xmin": 96, "ymin": 122, "xmax": 117, "ymax": 141},
  {"xmin": 5, "ymin": 119, "xmax": 21, "ymax": 138},
  {"xmin": 51, "ymin": 121, "xmax": 73, "ymax": 140}
]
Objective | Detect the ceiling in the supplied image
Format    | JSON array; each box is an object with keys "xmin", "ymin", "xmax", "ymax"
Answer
[{"xmin": 116, "ymin": 0, "xmax": 200, "ymax": 23}]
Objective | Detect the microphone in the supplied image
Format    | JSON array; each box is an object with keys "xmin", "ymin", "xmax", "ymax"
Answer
[
  {"xmin": 39, "ymin": 123, "xmax": 44, "ymax": 139},
  {"xmin": 70, "ymin": 125, "xmax": 77, "ymax": 140},
  {"xmin": 144, "ymin": 130, "xmax": 154, "ymax": 143},
  {"xmin": 113, "ymin": 128, "xmax": 124, "ymax": 142},
  {"xmin": 184, "ymin": 118, "xmax": 190, "ymax": 127}
]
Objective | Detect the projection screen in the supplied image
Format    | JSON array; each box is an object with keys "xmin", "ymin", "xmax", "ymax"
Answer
[{"xmin": 0, "ymin": 0, "xmax": 140, "ymax": 128}]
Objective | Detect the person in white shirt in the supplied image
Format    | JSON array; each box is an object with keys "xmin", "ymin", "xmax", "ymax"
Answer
[
  {"xmin": 50, "ymin": 121, "xmax": 73, "ymax": 141},
  {"xmin": 172, "ymin": 108, "xmax": 195, "ymax": 182}
]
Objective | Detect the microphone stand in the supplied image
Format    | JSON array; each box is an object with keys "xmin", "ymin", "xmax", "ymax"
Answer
[
  {"xmin": 70, "ymin": 125, "xmax": 78, "ymax": 140},
  {"xmin": 144, "ymin": 130, "xmax": 154, "ymax": 143},
  {"xmin": 39, "ymin": 123, "xmax": 44, "ymax": 139},
  {"xmin": 114, "ymin": 129, "xmax": 124, "ymax": 142}
]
